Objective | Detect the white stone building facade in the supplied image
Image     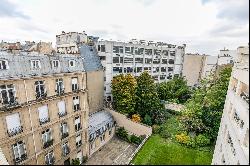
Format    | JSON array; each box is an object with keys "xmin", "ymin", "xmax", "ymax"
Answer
[
  {"xmin": 212, "ymin": 45, "xmax": 249, "ymax": 165},
  {"xmin": 96, "ymin": 40, "xmax": 186, "ymax": 100},
  {"xmin": 217, "ymin": 48, "xmax": 237, "ymax": 66}
]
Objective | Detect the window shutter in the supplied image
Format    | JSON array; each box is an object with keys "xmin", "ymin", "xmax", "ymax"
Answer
[
  {"xmin": 38, "ymin": 105, "xmax": 49, "ymax": 120},
  {"xmin": 57, "ymin": 101, "xmax": 66, "ymax": 114},
  {"xmin": 6, "ymin": 113, "xmax": 21, "ymax": 132},
  {"xmin": 71, "ymin": 78, "xmax": 78, "ymax": 85}
]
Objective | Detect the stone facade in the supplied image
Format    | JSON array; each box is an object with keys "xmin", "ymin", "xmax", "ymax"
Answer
[
  {"xmin": 0, "ymin": 51, "xmax": 89, "ymax": 165},
  {"xmin": 212, "ymin": 45, "xmax": 249, "ymax": 165}
]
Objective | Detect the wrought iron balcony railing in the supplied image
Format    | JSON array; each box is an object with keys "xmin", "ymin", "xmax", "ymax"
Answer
[
  {"xmin": 36, "ymin": 91, "xmax": 47, "ymax": 100},
  {"xmin": 14, "ymin": 153, "xmax": 27, "ymax": 164},
  {"xmin": 45, "ymin": 157, "xmax": 55, "ymax": 165},
  {"xmin": 7, "ymin": 126, "xmax": 23, "ymax": 137},
  {"xmin": 40, "ymin": 117, "xmax": 50, "ymax": 125},
  {"xmin": 58, "ymin": 111, "xmax": 67, "ymax": 118},
  {"xmin": 43, "ymin": 139, "xmax": 54, "ymax": 149},
  {"xmin": 61, "ymin": 132, "xmax": 69, "ymax": 140}
]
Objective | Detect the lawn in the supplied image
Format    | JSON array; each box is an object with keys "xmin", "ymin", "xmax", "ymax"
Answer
[{"xmin": 132, "ymin": 115, "xmax": 214, "ymax": 165}]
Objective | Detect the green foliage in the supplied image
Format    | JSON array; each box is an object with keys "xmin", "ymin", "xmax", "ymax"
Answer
[
  {"xmin": 152, "ymin": 125, "xmax": 162, "ymax": 134},
  {"xmin": 180, "ymin": 67, "xmax": 232, "ymax": 142},
  {"xmin": 111, "ymin": 74, "xmax": 137, "ymax": 115},
  {"xmin": 135, "ymin": 72, "xmax": 164, "ymax": 120},
  {"xmin": 143, "ymin": 114, "xmax": 152, "ymax": 126},
  {"xmin": 130, "ymin": 134, "xmax": 143, "ymax": 145},
  {"xmin": 157, "ymin": 76, "xmax": 192, "ymax": 104},
  {"xmin": 116, "ymin": 127, "xmax": 129, "ymax": 140},
  {"xmin": 71, "ymin": 158, "xmax": 80, "ymax": 165},
  {"xmin": 175, "ymin": 133, "xmax": 191, "ymax": 144},
  {"xmin": 195, "ymin": 134, "xmax": 211, "ymax": 147}
]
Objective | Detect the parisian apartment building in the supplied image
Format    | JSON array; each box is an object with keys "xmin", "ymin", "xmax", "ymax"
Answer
[
  {"xmin": 212, "ymin": 45, "xmax": 249, "ymax": 165},
  {"xmin": 0, "ymin": 40, "xmax": 90, "ymax": 165},
  {"xmin": 183, "ymin": 48, "xmax": 236, "ymax": 87},
  {"xmin": 96, "ymin": 39, "xmax": 186, "ymax": 101}
]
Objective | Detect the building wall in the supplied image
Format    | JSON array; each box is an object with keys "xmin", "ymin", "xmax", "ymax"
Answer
[
  {"xmin": 96, "ymin": 40, "xmax": 185, "ymax": 100},
  {"xmin": 106, "ymin": 108, "xmax": 152, "ymax": 136},
  {"xmin": 201, "ymin": 55, "xmax": 218, "ymax": 78},
  {"xmin": 182, "ymin": 54, "xmax": 207, "ymax": 86},
  {"xmin": 86, "ymin": 70, "xmax": 104, "ymax": 114},
  {"xmin": 0, "ymin": 53, "xmax": 89, "ymax": 165},
  {"xmin": 212, "ymin": 45, "xmax": 249, "ymax": 165}
]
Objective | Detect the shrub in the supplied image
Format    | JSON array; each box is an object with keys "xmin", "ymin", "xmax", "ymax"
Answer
[
  {"xmin": 116, "ymin": 127, "xmax": 128, "ymax": 140},
  {"xmin": 186, "ymin": 138, "xmax": 196, "ymax": 148},
  {"xmin": 195, "ymin": 134, "xmax": 211, "ymax": 147},
  {"xmin": 130, "ymin": 134, "xmax": 143, "ymax": 145},
  {"xmin": 71, "ymin": 158, "xmax": 80, "ymax": 165},
  {"xmin": 132, "ymin": 114, "xmax": 141, "ymax": 123},
  {"xmin": 143, "ymin": 114, "xmax": 152, "ymax": 126},
  {"xmin": 152, "ymin": 125, "xmax": 161, "ymax": 134},
  {"xmin": 82, "ymin": 156, "xmax": 88, "ymax": 163},
  {"xmin": 175, "ymin": 133, "xmax": 191, "ymax": 144}
]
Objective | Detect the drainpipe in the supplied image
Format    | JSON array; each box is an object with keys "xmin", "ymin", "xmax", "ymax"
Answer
[{"xmin": 23, "ymin": 79, "xmax": 38, "ymax": 165}]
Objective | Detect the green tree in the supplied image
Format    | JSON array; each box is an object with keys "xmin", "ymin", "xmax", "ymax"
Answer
[
  {"xmin": 135, "ymin": 72, "xmax": 164, "ymax": 120},
  {"xmin": 157, "ymin": 76, "xmax": 191, "ymax": 103},
  {"xmin": 180, "ymin": 67, "xmax": 232, "ymax": 142},
  {"xmin": 71, "ymin": 158, "xmax": 80, "ymax": 165},
  {"xmin": 111, "ymin": 74, "xmax": 137, "ymax": 115}
]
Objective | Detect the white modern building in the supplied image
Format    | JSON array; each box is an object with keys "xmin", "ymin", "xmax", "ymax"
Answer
[
  {"xmin": 212, "ymin": 45, "xmax": 249, "ymax": 165},
  {"xmin": 96, "ymin": 40, "xmax": 186, "ymax": 101}
]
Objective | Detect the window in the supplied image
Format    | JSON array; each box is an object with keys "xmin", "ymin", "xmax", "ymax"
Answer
[
  {"xmin": 145, "ymin": 58, "xmax": 152, "ymax": 64},
  {"xmin": 162, "ymin": 50, "xmax": 168, "ymax": 56},
  {"xmin": 100, "ymin": 134, "xmax": 105, "ymax": 143},
  {"xmin": 62, "ymin": 142, "xmax": 70, "ymax": 156},
  {"xmin": 61, "ymin": 122, "xmax": 69, "ymax": 139},
  {"xmin": 73, "ymin": 96, "xmax": 80, "ymax": 111},
  {"xmin": 71, "ymin": 78, "xmax": 78, "ymax": 91},
  {"xmin": 161, "ymin": 67, "xmax": 167, "ymax": 72},
  {"xmin": 45, "ymin": 151, "xmax": 54, "ymax": 165},
  {"xmin": 170, "ymin": 51, "xmax": 175, "ymax": 56},
  {"xmin": 113, "ymin": 67, "xmax": 123, "ymax": 74},
  {"xmin": 55, "ymin": 78, "xmax": 64, "ymax": 95},
  {"xmin": 75, "ymin": 116, "xmax": 81, "ymax": 131},
  {"xmin": 135, "ymin": 58, "xmax": 143, "ymax": 64},
  {"xmin": 52, "ymin": 60, "xmax": 60, "ymax": 68},
  {"xmin": 168, "ymin": 67, "xmax": 174, "ymax": 72},
  {"xmin": 58, "ymin": 101, "xmax": 66, "ymax": 117},
  {"xmin": 38, "ymin": 105, "xmax": 50, "ymax": 125},
  {"xmin": 0, "ymin": 84, "xmax": 16, "ymax": 105},
  {"xmin": 76, "ymin": 134, "xmax": 82, "ymax": 147},
  {"xmin": 0, "ymin": 60, "xmax": 9, "ymax": 70},
  {"xmin": 125, "ymin": 47, "xmax": 134, "ymax": 54},
  {"xmin": 124, "ymin": 57, "xmax": 133, "ymax": 64},
  {"xmin": 113, "ymin": 57, "xmax": 119, "ymax": 63},
  {"xmin": 12, "ymin": 141, "xmax": 27, "ymax": 163},
  {"xmin": 169, "ymin": 59, "xmax": 175, "ymax": 64},
  {"xmin": 69, "ymin": 60, "xmax": 76, "ymax": 67},
  {"xmin": 154, "ymin": 49, "xmax": 161, "ymax": 55},
  {"xmin": 6, "ymin": 113, "xmax": 22, "ymax": 136},
  {"xmin": 30, "ymin": 60, "xmax": 41, "ymax": 69},
  {"xmin": 113, "ymin": 46, "xmax": 123, "ymax": 53},
  {"xmin": 162, "ymin": 59, "xmax": 168, "ymax": 64},
  {"xmin": 35, "ymin": 81, "xmax": 46, "ymax": 99},
  {"xmin": 153, "ymin": 59, "xmax": 160, "ymax": 64},
  {"xmin": 100, "ymin": 45, "xmax": 105, "ymax": 52},
  {"xmin": 42, "ymin": 128, "xmax": 53, "ymax": 149},
  {"xmin": 145, "ymin": 49, "xmax": 152, "ymax": 55}
]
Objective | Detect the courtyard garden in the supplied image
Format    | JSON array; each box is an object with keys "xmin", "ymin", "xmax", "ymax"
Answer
[{"xmin": 131, "ymin": 115, "xmax": 214, "ymax": 165}]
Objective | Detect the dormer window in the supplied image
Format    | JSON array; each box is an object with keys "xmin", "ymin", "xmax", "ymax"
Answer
[
  {"xmin": 0, "ymin": 60, "xmax": 9, "ymax": 70},
  {"xmin": 31, "ymin": 60, "xmax": 41, "ymax": 69},
  {"xmin": 69, "ymin": 60, "xmax": 76, "ymax": 67},
  {"xmin": 52, "ymin": 60, "xmax": 60, "ymax": 68}
]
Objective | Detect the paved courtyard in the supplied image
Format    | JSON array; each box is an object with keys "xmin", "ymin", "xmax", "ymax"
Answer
[{"xmin": 86, "ymin": 136, "xmax": 137, "ymax": 165}]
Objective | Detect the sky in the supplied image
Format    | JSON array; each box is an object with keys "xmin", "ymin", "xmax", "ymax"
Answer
[{"xmin": 0, "ymin": 0, "xmax": 249, "ymax": 55}]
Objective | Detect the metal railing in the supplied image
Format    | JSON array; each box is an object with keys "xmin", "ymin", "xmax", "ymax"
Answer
[
  {"xmin": 7, "ymin": 126, "xmax": 23, "ymax": 137},
  {"xmin": 43, "ymin": 139, "xmax": 54, "ymax": 149},
  {"xmin": 40, "ymin": 117, "xmax": 50, "ymax": 125}
]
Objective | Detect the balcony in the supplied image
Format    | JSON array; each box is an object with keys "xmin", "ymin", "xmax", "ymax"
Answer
[
  {"xmin": 58, "ymin": 111, "xmax": 67, "ymax": 118},
  {"xmin": 7, "ymin": 126, "xmax": 23, "ymax": 137},
  {"xmin": 75, "ymin": 125, "xmax": 82, "ymax": 132},
  {"xmin": 55, "ymin": 88, "xmax": 65, "ymax": 96},
  {"xmin": 0, "ymin": 97, "xmax": 20, "ymax": 111},
  {"xmin": 45, "ymin": 157, "xmax": 55, "ymax": 165},
  {"xmin": 40, "ymin": 117, "xmax": 50, "ymax": 125},
  {"xmin": 76, "ymin": 140, "xmax": 82, "ymax": 148},
  {"xmin": 14, "ymin": 153, "xmax": 27, "ymax": 164},
  {"xmin": 36, "ymin": 91, "xmax": 47, "ymax": 100},
  {"xmin": 74, "ymin": 105, "xmax": 80, "ymax": 112},
  {"xmin": 61, "ymin": 132, "xmax": 69, "ymax": 140},
  {"xmin": 240, "ymin": 91, "xmax": 249, "ymax": 104},
  {"xmin": 63, "ymin": 146, "xmax": 70, "ymax": 157},
  {"xmin": 43, "ymin": 139, "xmax": 54, "ymax": 149}
]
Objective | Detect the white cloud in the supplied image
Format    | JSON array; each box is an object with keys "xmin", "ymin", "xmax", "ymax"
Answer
[{"xmin": 0, "ymin": 0, "xmax": 248, "ymax": 55}]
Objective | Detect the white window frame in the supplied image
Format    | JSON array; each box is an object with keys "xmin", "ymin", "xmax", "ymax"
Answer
[
  {"xmin": 55, "ymin": 78, "xmax": 64, "ymax": 94},
  {"xmin": 69, "ymin": 60, "xmax": 76, "ymax": 67},
  {"xmin": 12, "ymin": 141, "xmax": 26, "ymax": 162},
  {"xmin": 0, "ymin": 59, "xmax": 9, "ymax": 70},
  {"xmin": 61, "ymin": 122, "xmax": 68, "ymax": 134},
  {"xmin": 30, "ymin": 60, "xmax": 41, "ymax": 70},
  {"xmin": 42, "ymin": 128, "xmax": 52, "ymax": 144},
  {"xmin": 75, "ymin": 116, "xmax": 81, "ymax": 131},
  {"xmin": 6, "ymin": 113, "xmax": 22, "ymax": 136},
  {"xmin": 45, "ymin": 151, "xmax": 54, "ymax": 165},
  {"xmin": 73, "ymin": 96, "xmax": 80, "ymax": 111},
  {"xmin": 71, "ymin": 77, "xmax": 78, "ymax": 91},
  {"xmin": 35, "ymin": 80, "xmax": 46, "ymax": 97},
  {"xmin": 52, "ymin": 60, "xmax": 60, "ymax": 68},
  {"xmin": 0, "ymin": 84, "xmax": 16, "ymax": 105},
  {"xmin": 76, "ymin": 134, "xmax": 82, "ymax": 147},
  {"xmin": 62, "ymin": 142, "xmax": 69, "ymax": 155}
]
